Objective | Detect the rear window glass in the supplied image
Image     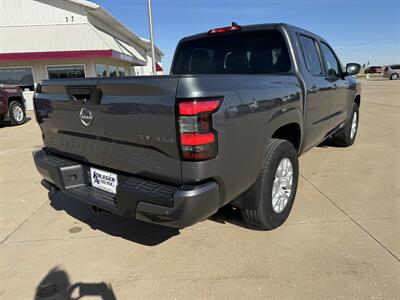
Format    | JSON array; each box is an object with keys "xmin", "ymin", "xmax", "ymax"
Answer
[
  {"xmin": 172, "ymin": 30, "xmax": 291, "ymax": 75},
  {"xmin": 391, "ymin": 65, "xmax": 400, "ymax": 69}
]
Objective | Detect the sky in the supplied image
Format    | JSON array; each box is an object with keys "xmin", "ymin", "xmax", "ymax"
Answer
[{"xmin": 94, "ymin": 0, "xmax": 400, "ymax": 73}]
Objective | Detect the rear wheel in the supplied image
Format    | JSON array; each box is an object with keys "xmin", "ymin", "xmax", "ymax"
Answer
[
  {"xmin": 331, "ymin": 103, "xmax": 359, "ymax": 147},
  {"xmin": 9, "ymin": 101, "xmax": 26, "ymax": 126},
  {"xmin": 390, "ymin": 73, "xmax": 399, "ymax": 80},
  {"xmin": 240, "ymin": 139, "xmax": 299, "ymax": 230}
]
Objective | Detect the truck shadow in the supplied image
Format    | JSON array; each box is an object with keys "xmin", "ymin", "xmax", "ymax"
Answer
[
  {"xmin": 0, "ymin": 116, "xmax": 31, "ymax": 128},
  {"xmin": 49, "ymin": 192, "xmax": 180, "ymax": 246},
  {"xmin": 209, "ymin": 205, "xmax": 264, "ymax": 230},
  {"xmin": 317, "ymin": 137, "xmax": 345, "ymax": 148},
  {"xmin": 35, "ymin": 266, "xmax": 116, "ymax": 299}
]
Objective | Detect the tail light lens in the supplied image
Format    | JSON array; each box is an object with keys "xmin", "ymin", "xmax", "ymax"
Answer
[
  {"xmin": 179, "ymin": 100, "xmax": 220, "ymax": 115},
  {"xmin": 208, "ymin": 26, "xmax": 242, "ymax": 35},
  {"xmin": 181, "ymin": 132, "xmax": 215, "ymax": 145},
  {"xmin": 178, "ymin": 99, "xmax": 222, "ymax": 161}
]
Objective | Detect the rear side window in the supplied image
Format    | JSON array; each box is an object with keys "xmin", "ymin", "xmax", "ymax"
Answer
[
  {"xmin": 391, "ymin": 65, "xmax": 400, "ymax": 70},
  {"xmin": 172, "ymin": 31, "xmax": 291, "ymax": 74},
  {"xmin": 299, "ymin": 35, "xmax": 323, "ymax": 76},
  {"xmin": 320, "ymin": 43, "xmax": 341, "ymax": 78}
]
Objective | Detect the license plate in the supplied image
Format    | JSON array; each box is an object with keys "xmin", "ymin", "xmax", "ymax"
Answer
[{"xmin": 90, "ymin": 167, "xmax": 118, "ymax": 194}]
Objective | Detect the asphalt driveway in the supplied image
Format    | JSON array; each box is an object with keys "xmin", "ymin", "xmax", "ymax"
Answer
[{"xmin": 0, "ymin": 78, "xmax": 399, "ymax": 299}]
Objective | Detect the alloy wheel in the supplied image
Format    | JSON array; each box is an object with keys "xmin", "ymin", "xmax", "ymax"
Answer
[{"xmin": 272, "ymin": 158, "xmax": 293, "ymax": 213}]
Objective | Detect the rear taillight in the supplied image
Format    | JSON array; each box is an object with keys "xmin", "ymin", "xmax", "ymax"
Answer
[
  {"xmin": 179, "ymin": 100, "xmax": 220, "ymax": 115},
  {"xmin": 178, "ymin": 99, "xmax": 222, "ymax": 161}
]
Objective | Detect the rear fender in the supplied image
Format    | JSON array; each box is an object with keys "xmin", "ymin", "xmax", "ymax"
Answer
[
  {"xmin": 261, "ymin": 107, "xmax": 303, "ymax": 163},
  {"xmin": 232, "ymin": 107, "xmax": 303, "ymax": 210}
]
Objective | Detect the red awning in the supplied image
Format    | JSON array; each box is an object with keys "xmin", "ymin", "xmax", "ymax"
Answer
[
  {"xmin": 0, "ymin": 50, "xmax": 146, "ymax": 66},
  {"xmin": 156, "ymin": 62, "xmax": 163, "ymax": 72}
]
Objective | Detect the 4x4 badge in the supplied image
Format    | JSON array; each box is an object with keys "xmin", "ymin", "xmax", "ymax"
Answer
[{"xmin": 79, "ymin": 108, "xmax": 93, "ymax": 126}]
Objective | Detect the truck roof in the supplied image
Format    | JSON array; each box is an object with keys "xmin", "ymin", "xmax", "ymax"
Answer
[{"xmin": 180, "ymin": 23, "xmax": 326, "ymax": 44}]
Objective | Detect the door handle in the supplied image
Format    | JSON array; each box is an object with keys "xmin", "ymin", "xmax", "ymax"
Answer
[{"xmin": 308, "ymin": 85, "xmax": 318, "ymax": 93}]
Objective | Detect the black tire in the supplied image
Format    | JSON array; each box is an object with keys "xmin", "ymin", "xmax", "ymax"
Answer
[
  {"xmin": 9, "ymin": 101, "xmax": 26, "ymax": 126},
  {"xmin": 240, "ymin": 139, "xmax": 299, "ymax": 230},
  {"xmin": 331, "ymin": 103, "xmax": 359, "ymax": 147},
  {"xmin": 390, "ymin": 73, "xmax": 399, "ymax": 80}
]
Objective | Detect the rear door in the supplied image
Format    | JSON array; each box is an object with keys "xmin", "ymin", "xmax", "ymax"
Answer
[{"xmin": 298, "ymin": 34, "xmax": 333, "ymax": 149}]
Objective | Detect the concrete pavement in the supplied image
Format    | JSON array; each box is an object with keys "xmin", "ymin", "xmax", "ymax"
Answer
[{"xmin": 0, "ymin": 78, "xmax": 399, "ymax": 299}]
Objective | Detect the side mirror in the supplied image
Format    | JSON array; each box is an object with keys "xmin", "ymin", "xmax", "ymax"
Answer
[{"xmin": 345, "ymin": 63, "xmax": 361, "ymax": 76}]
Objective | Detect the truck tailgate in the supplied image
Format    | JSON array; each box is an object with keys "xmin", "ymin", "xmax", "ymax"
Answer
[{"xmin": 35, "ymin": 76, "xmax": 182, "ymax": 184}]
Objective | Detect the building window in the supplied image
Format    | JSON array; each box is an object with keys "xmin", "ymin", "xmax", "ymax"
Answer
[
  {"xmin": 130, "ymin": 67, "xmax": 138, "ymax": 76},
  {"xmin": 47, "ymin": 65, "xmax": 85, "ymax": 79},
  {"xmin": 109, "ymin": 66, "xmax": 118, "ymax": 77},
  {"xmin": 0, "ymin": 67, "xmax": 34, "ymax": 91},
  {"xmin": 118, "ymin": 67, "xmax": 126, "ymax": 77},
  {"xmin": 95, "ymin": 64, "xmax": 108, "ymax": 77}
]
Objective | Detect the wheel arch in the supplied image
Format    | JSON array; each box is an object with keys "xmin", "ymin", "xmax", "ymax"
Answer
[
  {"xmin": 264, "ymin": 107, "xmax": 303, "ymax": 154},
  {"xmin": 271, "ymin": 122, "xmax": 302, "ymax": 152},
  {"xmin": 260, "ymin": 110, "xmax": 303, "ymax": 179},
  {"xmin": 8, "ymin": 96, "xmax": 24, "ymax": 107},
  {"xmin": 354, "ymin": 94, "xmax": 361, "ymax": 108}
]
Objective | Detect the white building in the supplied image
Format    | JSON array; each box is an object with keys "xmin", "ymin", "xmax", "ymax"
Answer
[
  {"xmin": 0, "ymin": 0, "xmax": 164, "ymax": 109},
  {"xmin": 135, "ymin": 38, "xmax": 163, "ymax": 76}
]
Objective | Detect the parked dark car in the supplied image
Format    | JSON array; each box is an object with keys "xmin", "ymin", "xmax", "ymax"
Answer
[
  {"xmin": 0, "ymin": 84, "xmax": 26, "ymax": 125},
  {"xmin": 364, "ymin": 66, "xmax": 382, "ymax": 74},
  {"xmin": 383, "ymin": 65, "xmax": 400, "ymax": 80},
  {"xmin": 33, "ymin": 23, "xmax": 361, "ymax": 230}
]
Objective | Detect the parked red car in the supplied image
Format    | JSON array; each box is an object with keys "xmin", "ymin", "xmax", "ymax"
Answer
[
  {"xmin": 364, "ymin": 66, "xmax": 382, "ymax": 74},
  {"xmin": 0, "ymin": 84, "xmax": 26, "ymax": 125}
]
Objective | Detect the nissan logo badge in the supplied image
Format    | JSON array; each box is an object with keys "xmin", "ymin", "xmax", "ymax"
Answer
[{"xmin": 79, "ymin": 108, "xmax": 93, "ymax": 126}]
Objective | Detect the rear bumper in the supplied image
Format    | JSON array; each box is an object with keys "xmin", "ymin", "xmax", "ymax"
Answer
[{"xmin": 33, "ymin": 149, "xmax": 220, "ymax": 228}]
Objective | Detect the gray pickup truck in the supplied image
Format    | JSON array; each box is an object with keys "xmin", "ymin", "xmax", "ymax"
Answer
[{"xmin": 33, "ymin": 23, "xmax": 361, "ymax": 229}]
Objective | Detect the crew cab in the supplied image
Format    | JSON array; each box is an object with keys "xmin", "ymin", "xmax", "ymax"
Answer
[
  {"xmin": 33, "ymin": 23, "xmax": 361, "ymax": 229},
  {"xmin": 0, "ymin": 84, "xmax": 26, "ymax": 125}
]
